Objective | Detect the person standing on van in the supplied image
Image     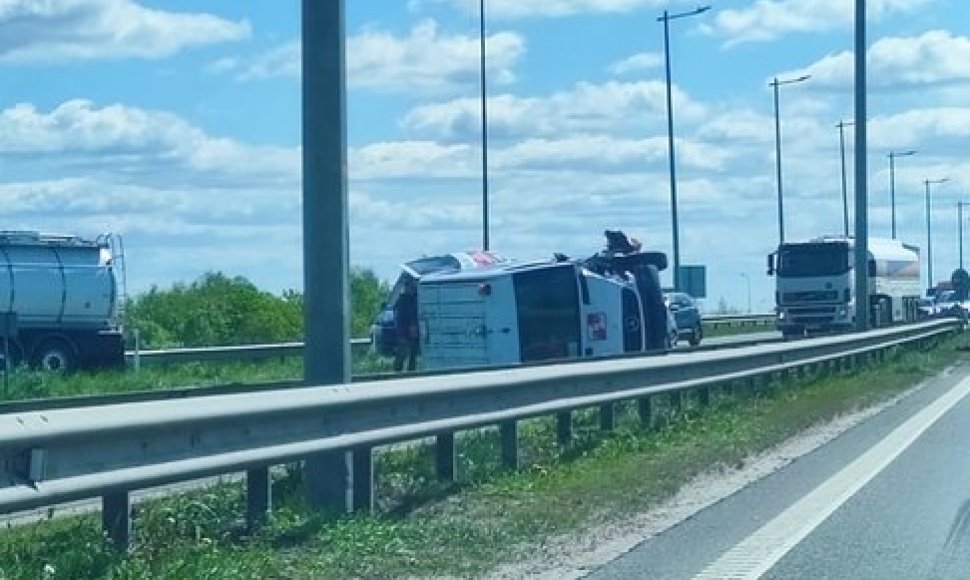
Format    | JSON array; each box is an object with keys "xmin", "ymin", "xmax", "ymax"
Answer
[{"xmin": 393, "ymin": 277, "xmax": 419, "ymax": 371}]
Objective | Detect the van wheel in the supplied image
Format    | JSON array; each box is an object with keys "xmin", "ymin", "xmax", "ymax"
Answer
[{"xmin": 33, "ymin": 339, "xmax": 77, "ymax": 373}]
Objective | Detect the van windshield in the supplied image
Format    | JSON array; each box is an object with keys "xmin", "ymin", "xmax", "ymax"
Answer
[
  {"xmin": 404, "ymin": 255, "xmax": 462, "ymax": 276},
  {"xmin": 778, "ymin": 243, "xmax": 849, "ymax": 278}
]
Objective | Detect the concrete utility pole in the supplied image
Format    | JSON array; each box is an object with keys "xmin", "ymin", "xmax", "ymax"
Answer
[{"xmin": 301, "ymin": 0, "xmax": 366, "ymax": 514}]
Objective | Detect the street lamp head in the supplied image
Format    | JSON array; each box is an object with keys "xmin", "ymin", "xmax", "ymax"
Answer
[
  {"xmin": 771, "ymin": 74, "xmax": 811, "ymax": 87},
  {"xmin": 660, "ymin": 5, "xmax": 712, "ymax": 21}
]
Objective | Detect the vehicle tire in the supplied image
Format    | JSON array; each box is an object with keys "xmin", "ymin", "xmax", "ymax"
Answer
[
  {"xmin": 0, "ymin": 339, "xmax": 24, "ymax": 370},
  {"xmin": 689, "ymin": 323, "xmax": 703, "ymax": 347},
  {"xmin": 636, "ymin": 265, "xmax": 668, "ymax": 351},
  {"xmin": 32, "ymin": 338, "xmax": 77, "ymax": 373},
  {"xmin": 881, "ymin": 298, "xmax": 893, "ymax": 326}
]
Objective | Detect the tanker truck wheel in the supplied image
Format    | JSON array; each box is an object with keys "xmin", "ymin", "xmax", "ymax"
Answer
[
  {"xmin": 0, "ymin": 340, "xmax": 23, "ymax": 370},
  {"xmin": 33, "ymin": 339, "xmax": 76, "ymax": 373}
]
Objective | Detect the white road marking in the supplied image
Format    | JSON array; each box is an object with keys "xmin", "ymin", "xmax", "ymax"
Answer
[{"xmin": 693, "ymin": 374, "xmax": 970, "ymax": 579}]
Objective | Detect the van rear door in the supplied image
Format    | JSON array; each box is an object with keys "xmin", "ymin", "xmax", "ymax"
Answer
[{"xmin": 419, "ymin": 281, "xmax": 491, "ymax": 370}]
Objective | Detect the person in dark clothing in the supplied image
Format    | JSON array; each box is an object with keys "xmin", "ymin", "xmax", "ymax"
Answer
[{"xmin": 393, "ymin": 277, "xmax": 419, "ymax": 371}]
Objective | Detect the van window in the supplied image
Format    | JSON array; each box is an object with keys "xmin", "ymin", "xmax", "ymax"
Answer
[{"xmin": 513, "ymin": 265, "xmax": 581, "ymax": 363}]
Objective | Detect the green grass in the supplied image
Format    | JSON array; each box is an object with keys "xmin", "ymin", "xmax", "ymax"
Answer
[
  {"xmin": 1, "ymin": 333, "xmax": 966, "ymax": 579},
  {"xmin": 0, "ymin": 352, "xmax": 394, "ymax": 404}
]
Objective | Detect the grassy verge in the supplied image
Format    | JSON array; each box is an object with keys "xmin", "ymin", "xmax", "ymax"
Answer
[
  {"xmin": 0, "ymin": 352, "xmax": 393, "ymax": 403},
  {"xmin": 1, "ymin": 333, "xmax": 967, "ymax": 579}
]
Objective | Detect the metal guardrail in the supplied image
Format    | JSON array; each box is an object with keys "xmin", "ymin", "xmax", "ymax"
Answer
[
  {"xmin": 2, "ymin": 319, "xmax": 957, "ymax": 548},
  {"xmin": 703, "ymin": 313, "xmax": 775, "ymax": 331},
  {"xmin": 125, "ymin": 338, "xmax": 371, "ymax": 367},
  {"xmin": 126, "ymin": 317, "xmax": 775, "ymax": 367}
]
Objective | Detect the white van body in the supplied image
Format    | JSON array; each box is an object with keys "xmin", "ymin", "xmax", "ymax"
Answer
[{"xmin": 418, "ymin": 261, "xmax": 647, "ymax": 371}]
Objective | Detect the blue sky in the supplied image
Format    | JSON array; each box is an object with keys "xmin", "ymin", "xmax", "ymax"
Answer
[{"xmin": 4, "ymin": 0, "xmax": 970, "ymax": 313}]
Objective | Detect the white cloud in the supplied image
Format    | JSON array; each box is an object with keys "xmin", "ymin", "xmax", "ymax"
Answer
[
  {"xmin": 402, "ymin": 80, "xmax": 707, "ymax": 140},
  {"xmin": 0, "ymin": 0, "xmax": 250, "ymax": 63},
  {"xmin": 782, "ymin": 30, "xmax": 970, "ymax": 91},
  {"xmin": 350, "ymin": 141, "xmax": 477, "ymax": 180},
  {"xmin": 870, "ymin": 107, "xmax": 970, "ymax": 149},
  {"xmin": 221, "ymin": 20, "xmax": 525, "ymax": 95},
  {"xmin": 493, "ymin": 135, "xmax": 730, "ymax": 171},
  {"xmin": 706, "ymin": 0, "xmax": 934, "ymax": 46},
  {"xmin": 0, "ymin": 100, "xmax": 299, "ymax": 185},
  {"xmin": 410, "ymin": 0, "xmax": 678, "ymax": 19},
  {"xmin": 608, "ymin": 52, "xmax": 663, "ymax": 75}
]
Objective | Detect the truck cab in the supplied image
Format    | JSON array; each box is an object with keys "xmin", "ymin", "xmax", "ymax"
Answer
[{"xmin": 768, "ymin": 236, "xmax": 921, "ymax": 337}]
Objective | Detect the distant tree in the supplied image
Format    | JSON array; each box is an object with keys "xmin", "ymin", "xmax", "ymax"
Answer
[
  {"xmin": 125, "ymin": 272, "xmax": 302, "ymax": 348},
  {"xmin": 125, "ymin": 269, "xmax": 390, "ymax": 349},
  {"xmin": 350, "ymin": 267, "xmax": 390, "ymax": 338}
]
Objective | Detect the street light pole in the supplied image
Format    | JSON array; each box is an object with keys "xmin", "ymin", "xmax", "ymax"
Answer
[
  {"xmin": 770, "ymin": 74, "xmax": 811, "ymax": 245},
  {"xmin": 888, "ymin": 149, "xmax": 916, "ymax": 240},
  {"xmin": 853, "ymin": 0, "xmax": 868, "ymax": 332},
  {"xmin": 837, "ymin": 120, "xmax": 854, "ymax": 237},
  {"xmin": 958, "ymin": 201, "xmax": 970, "ymax": 270},
  {"xmin": 925, "ymin": 178, "xmax": 949, "ymax": 292},
  {"xmin": 658, "ymin": 5, "xmax": 710, "ymax": 290},
  {"xmin": 480, "ymin": 0, "xmax": 489, "ymax": 251},
  {"xmin": 740, "ymin": 273, "xmax": 751, "ymax": 313}
]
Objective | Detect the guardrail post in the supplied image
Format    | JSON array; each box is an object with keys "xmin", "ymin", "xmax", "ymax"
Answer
[
  {"xmin": 435, "ymin": 432, "xmax": 456, "ymax": 483},
  {"xmin": 698, "ymin": 387, "xmax": 711, "ymax": 408},
  {"xmin": 671, "ymin": 391, "xmax": 684, "ymax": 416},
  {"xmin": 102, "ymin": 492, "xmax": 131, "ymax": 551},
  {"xmin": 133, "ymin": 328, "xmax": 141, "ymax": 374},
  {"xmin": 304, "ymin": 450, "xmax": 352, "ymax": 513},
  {"xmin": 352, "ymin": 447, "xmax": 373, "ymax": 512},
  {"xmin": 600, "ymin": 403, "xmax": 616, "ymax": 431},
  {"xmin": 638, "ymin": 397, "xmax": 656, "ymax": 429},
  {"xmin": 500, "ymin": 420, "xmax": 518, "ymax": 470},
  {"xmin": 557, "ymin": 412, "xmax": 572, "ymax": 446},
  {"xmin": 246, "ymin": 467, "xmax": 271, "ymax": 529}
]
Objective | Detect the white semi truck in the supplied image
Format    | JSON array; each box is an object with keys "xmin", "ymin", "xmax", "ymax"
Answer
[
  {"xmin": 417, "ymin": 233, "xmax": 670, "ymax": 371},
  {"xmin": 768, "ymin": 235, "xmax": 921, "ymax": 337},
  {"xmin": 0, "ymin": 231, "xmax": 125, "ymax": 371}
]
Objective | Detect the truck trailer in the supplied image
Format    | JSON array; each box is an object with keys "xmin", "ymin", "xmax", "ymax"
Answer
[
  {"xmin": 0, "ymin": 231, "xmax": 125, "ymax": 371},
  {"xmin": 768, "ymin": 235, "xmax": 921, "ymax": 337}
]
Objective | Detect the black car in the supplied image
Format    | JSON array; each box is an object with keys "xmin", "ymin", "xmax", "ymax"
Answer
[{"xmin": 664, "ymin": 292, "xmax": 703, "ymax": 347}]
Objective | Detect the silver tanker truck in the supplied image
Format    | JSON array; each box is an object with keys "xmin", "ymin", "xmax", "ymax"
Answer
[{"xmin": 0, "ymin": 231, "xmax": 125, "ymax": 372}]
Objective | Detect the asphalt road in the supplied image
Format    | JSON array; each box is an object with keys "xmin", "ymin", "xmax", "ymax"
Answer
[{"xmin": 588, "ymin": 362, "xmax": 970, "ymax": 580}]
